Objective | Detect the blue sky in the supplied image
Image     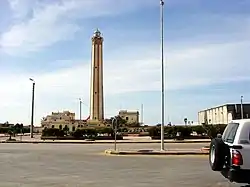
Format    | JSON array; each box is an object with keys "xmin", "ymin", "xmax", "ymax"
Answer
[{"xmin": 0, "ymin": 0, "xmax": 250, "ymax": 126}]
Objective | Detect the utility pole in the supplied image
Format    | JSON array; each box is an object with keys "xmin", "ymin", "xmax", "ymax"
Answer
[
  {"xmin": 241, "ymin": 96, "xmax": 244, "ymax": 119},
  {"xmin": 29, "ymin": 78, "xmax": 35, "ymax": 138},
  {"xmin": 160, "ymin": 0, "xmax": 165, "ymax": 151}
]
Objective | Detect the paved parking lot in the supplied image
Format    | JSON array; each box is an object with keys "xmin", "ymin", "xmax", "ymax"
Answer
[{"xmin": 0, "ymin": 143, "xmax": 248, "ymax": 187}]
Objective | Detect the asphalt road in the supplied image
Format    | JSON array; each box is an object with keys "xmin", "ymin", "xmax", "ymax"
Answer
[{"xmin": 0, "ymin": 143, "xmax": 248, "ymax": 187}]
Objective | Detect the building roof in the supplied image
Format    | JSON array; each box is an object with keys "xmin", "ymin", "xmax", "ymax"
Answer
[
  {"xmin": 119, "ymin": 110, "xmax": 139, "ymax": 114},
  {"xmin": 199, "ymin": 103, "xmax": 250, "ymax": 112}
]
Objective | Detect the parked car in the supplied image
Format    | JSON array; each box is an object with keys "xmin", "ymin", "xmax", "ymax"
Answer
[{"xmin": 209, "ymin": 119, "xmax": 250, "ymax": 184}]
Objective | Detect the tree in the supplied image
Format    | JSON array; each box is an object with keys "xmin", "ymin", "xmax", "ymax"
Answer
[
  {"xmin": 202, "ymin": 123, "xmax": 226, "ymax": 139},
  {"xmin": 7, "ymin": 130, "xmax": 13, "ymax": 140},
  {"xmin": 113, "ymin": 116, "xmax": 127, "ymax": 126},
  {"xmin": 20, "ymin": 123, "xmax": 24, "ymax": 134},
  {"xmin": 63, "ymin": 126, "xmax": 69, "ymax": 135},
  {"xmin": 184, "ymin": 118, "xmax": 188, "ymax": 125}
]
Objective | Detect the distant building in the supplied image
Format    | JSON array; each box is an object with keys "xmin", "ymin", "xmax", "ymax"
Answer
[
  {"xmin": 34, "ymin": 126, "xmax": 43, "ymax": 133},
  {"xmin": 0, "ymin": 122, "xmax": 14, "ymax": 128},
  {"xmin": 41, "ymin": 111, "xmax": 88, "ymax": 131},
  {"xmin": 118, "ymin": 110, "xmax": 139, "ymax": 125},
  {"xmin": 198, "ymin": 103, "xmax": 250, "ymax": 125}
]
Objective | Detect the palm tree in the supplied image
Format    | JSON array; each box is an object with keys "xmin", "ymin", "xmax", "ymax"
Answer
[{"xmin": 184, "ymin": 118, "xmax": 188, "ymax": 125}]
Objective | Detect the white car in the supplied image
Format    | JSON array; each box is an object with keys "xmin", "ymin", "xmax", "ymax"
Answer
[{"xmin": 209, "ymin": 119, "xmax": 250, "ymax": 184}]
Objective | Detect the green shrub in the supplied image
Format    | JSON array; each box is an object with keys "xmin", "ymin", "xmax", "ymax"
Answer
[
  {"xmin": 148, "ymin": 127, "xmax": 160, "ymax": 136},
  {"xmin": 202, "ymin": 124, "xmax": 226, "ymax": 139},
  {"xmin": 164, "ymin": 126, "xmax": 176, "ymax": 137},
  {"xmin": 72, "ymin": 128, "xmax": 98, "ymax": 138},
  {"xmin": 0, "ymin": 126, "xmax": 29, "ymax": 134},
  {"xmin": 149, "ymin": 124, "xmax": 227, "ymax": 139},
  {"xmin": 42, "ymin": 128, "xmax": 65, "ymax": 137},
  {"xmin": 191, "ymin": 125, "xmax": 206, "ymax": 135},
  {"xmin": 98, "ymin": 127, "xmax": 113, "ymax": 135},
  {"xmin": 72, "ymin": 129, "xmax": 83, "ymax": 138},
  {"xmin": 178, "ymin": 126, "xmax": 193, "ymax": 137}
]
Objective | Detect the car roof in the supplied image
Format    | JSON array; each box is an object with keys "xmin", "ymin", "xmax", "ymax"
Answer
[{"xmin": 230, "ymin": 119, "xmax": 250, "ymax": 124}]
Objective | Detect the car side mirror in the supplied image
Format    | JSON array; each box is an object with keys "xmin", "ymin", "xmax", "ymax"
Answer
[{"xmin": 217, "ymin": 133, "xmax": 222, "ymax": 138}]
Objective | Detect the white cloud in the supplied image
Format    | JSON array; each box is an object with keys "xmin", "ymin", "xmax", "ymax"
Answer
[
  {"xmin": 0, "ymin": 39, "xmax": 250, "ymax": 125},
  {"xmin": 1, "ymin": 0, "xmax": 156, "ymax": 55},
  {"xmin": 7, "ymin": 0, "xmax": 36, "ymax": 20}
]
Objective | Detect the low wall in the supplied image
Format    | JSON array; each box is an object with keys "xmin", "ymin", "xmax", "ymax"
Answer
[
  {"xmin": 41, "ymin": 135, "xmax": 123, "ymax": 140},
  {"xmin": 151, "ymin": 135, "xmax": 210, "ymax": 140},
  {"xmin": 123, "ymin": 132, "xmax": 149, "ymax": 136}
]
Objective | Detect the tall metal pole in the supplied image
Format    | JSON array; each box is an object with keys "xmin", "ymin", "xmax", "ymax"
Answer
[
  {"xmin": 141, "ymin": 104, "xmax": 144, "ymax": 125},
  {"xmin": 160, "ymin": 0, "xmax": 165, "ymax": 151},
  {"xmin": 79, "ymin": 98, "xmax": 82, "ymax": 120},
  {"xmin": 29, "ymin": 78, "xmax": 35, "ymax": 138},
  {"xmin": 112, "ymin": 118, "xmax": 117, "ymax": 151},
  {"xmin": 241, "ymin": 96, "xmax": 244, "ymax": 119},
  {"xmin": 114, "ymin": 119, "xmax": 117, "ymax": 151}
]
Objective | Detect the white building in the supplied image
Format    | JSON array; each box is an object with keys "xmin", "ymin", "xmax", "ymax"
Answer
[
  {"xmin": 198, "ymin": 103, "xmax": 250, "ymax": 125},
  {"xmin": 118, "ymin": 110, "xmax": 139, "ymax": 125},
  {"xmin": 41, "ymin": 111, "xmax": 87, "ymax": 131}
]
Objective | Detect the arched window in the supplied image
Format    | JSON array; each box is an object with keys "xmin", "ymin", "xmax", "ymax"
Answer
[
  {"xmin": 59, "ymin": 125, "xmax": 62, "ymax": 130},
  {"xmin": 72, "ymin": 126, "xmax": 75, "ymax": 131}
]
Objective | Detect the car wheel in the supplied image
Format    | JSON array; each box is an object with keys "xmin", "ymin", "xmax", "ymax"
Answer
[{"xmin": 209, "ymin": 138, "xmax": 227, "ymax": 171}]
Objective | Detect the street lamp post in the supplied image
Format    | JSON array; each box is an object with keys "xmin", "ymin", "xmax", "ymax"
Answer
[
  {"xmin": 79, "ymin": 98, "xmax": 82, "ymax": 120},
  {"xmin": 160, "ymin": 0, "xmax": 165, "ymax": 151},
  {"xmin": 20, "ymin": 128, "xmax": 22, "ymax": 141},
  {"xmin": 112, "ymin": 117, "xmax": 118, "ymax": 151},
  {"xmin": 141, "ymin": 103, "xmax": 144, "ymax": 125},
  {"xmin": 29, "ymin": 78, "xmax": 35, "ymax": 138},
  {"xmin": 241, "ymin": 96, "xmax": 244, "ymax": 119}
]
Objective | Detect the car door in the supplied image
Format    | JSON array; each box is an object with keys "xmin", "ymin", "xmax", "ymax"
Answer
[
  {"xmin": 223, "ymin": 122, "xmax": 250, "ymax": 170},
  {"xmin": 235, "ymin": 122, "xmax": 250, "ymax": 170}
]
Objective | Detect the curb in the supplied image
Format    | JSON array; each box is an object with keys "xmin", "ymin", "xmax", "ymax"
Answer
[
  {"xmin": 104, "ymin": 149, "xmax": 209, "ymax": 155},
  {"xmin": 201, "ymin": 146, "xmax": 210, "ymax": 152},
  {"xmin": 0, "ymin": 140, "xmax": 211, "ymax": 144}
]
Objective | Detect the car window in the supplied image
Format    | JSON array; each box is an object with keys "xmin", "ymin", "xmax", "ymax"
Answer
[{"xmin": 222, "ymin": 123, "xmax": 239, "ymax": 144}]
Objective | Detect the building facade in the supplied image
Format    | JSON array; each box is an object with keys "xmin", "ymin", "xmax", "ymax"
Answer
[
  {"xmin": 198, "ymin": 103, "xmax": 250, "ymax": 125},
  {"xmin": 89, "ymin": 29, "xmax": 104, "ymax": 123},
  {"xmin": 118, "ymin": 110, "xmax": 139, "ymax": 125},
  {"xmin": 41, "ymin": 111, "xmax": 87, "ymax": 132}
]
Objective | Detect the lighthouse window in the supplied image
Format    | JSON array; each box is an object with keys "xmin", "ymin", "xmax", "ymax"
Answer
[{"xmin": 95, "ymin": 92, "xmax": 97, "ymax": 94}]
